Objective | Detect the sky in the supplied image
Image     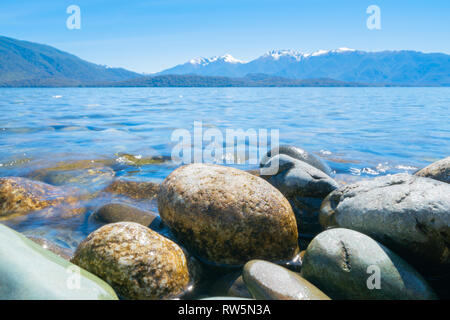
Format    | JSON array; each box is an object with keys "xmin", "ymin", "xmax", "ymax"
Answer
[{"xmin": 0, "ymin": 0, "xmax": 449, "ymax": 73}]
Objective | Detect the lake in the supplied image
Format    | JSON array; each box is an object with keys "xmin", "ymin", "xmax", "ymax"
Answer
[{"xmin": 0, "ymin": 87, "xmax": 449, "ymax": 248}]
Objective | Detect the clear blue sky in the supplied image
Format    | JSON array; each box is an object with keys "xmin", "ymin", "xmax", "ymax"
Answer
[{"xmin": 1, "ymin": 0, "xmax": 449, "ymax": 73}]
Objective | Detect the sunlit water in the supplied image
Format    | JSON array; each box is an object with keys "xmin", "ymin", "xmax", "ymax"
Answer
[{"xmin": 0, "ymin": 87, "xmax": 449, "ymax": 258}]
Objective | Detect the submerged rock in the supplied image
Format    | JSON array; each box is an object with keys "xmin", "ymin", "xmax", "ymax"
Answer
[
  {"xmin": 243, "ymin": 260, "xmax": 330, "ymax": 300},
  {"xmin": 115, "ymin": 153, "xmax": 171, "ymax": 166},
  {"xmin": 260, "ymin": 145, "xmax": 332, "ymax": 176},
  {"xmin": 263, "ymin": 154, "xmax": 338, "ymax": 237},
  {"xmin": 40, "ymin": 167, "xmax": 114, "ymax": 188},
  {"xmin": 0, "ymin": 177, "xmax": 77, "ymax": 219},
  {"xmin": 158, "ymin": 163, "xmax": 299, "ymax": 266},
  {"xmin": 0, "ymin": 224, "xmax": 117, "ymax": 300},
  {"xmin": 415, "ymin": 156, "xmax": 450, "ymax": 184},
  {"xmin": 90, "ymin": 203, "xmax": 158, "ymax": 227},
  {"xmin": 71, "ymin": 222, "xmax": 191, "ymax": 300},
  {"xmin": 27, "ymin": 236, "xmax": 73, "ymax": 260},
  {"xmin": 319, "ymin": 174, "xmax": 450, "ymax": 274},
  {"xmin": 301, "ymin": 228, "xmax": 437, "ymax": 300},
  {"xmin": 103, "ymin": 179, "xmax": 159, "ymax": 200}
]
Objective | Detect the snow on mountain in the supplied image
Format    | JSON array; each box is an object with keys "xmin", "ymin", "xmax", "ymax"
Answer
[{"xmin": 157, "ymin": 48, "xmax": 450, "ymax": 85}]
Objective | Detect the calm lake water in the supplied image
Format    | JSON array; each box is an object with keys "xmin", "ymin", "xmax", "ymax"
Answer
[{"xmin": 0, "ymin": 87, "xmax": 449, "ymax": 249}]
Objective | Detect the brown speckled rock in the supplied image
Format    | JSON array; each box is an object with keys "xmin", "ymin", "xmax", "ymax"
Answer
[
  {"xmin": 71, "ymin": 222, "xmax": 191, "ymax": 300},
  {"xmin": 415, "ymin": 156, "xmax": 450, "ymax": 184},
  {"xmin": 104, "ymin": 180, "xmax": 159, "ymax": 200},
  {"xmin": 158, "ymin": 163, "xmax": 299, "ymax": 266},
  {"xmin": 0, "ymin": 177, "xmax": 76, "ymax": 219}
]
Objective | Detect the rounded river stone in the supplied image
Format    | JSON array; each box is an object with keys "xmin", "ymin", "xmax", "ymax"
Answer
[
  {"xmin": 301, "ymin": 228, "xmax": 438, "ymax": 300},
  {"xmin": 158, "ymin": 163, "xmax": 299, "ymax": 266},
  {"xmin": 260, "ymin": 145, "xmax": 332, "ymax": 176},
  {"xmin": 90, "ymin": 203, "xmax": 158, "ymax": 226},
  {"xmin": 0, "ymin": 224, "xmax": 117, "ymax": 300},
  {"xmin": 319, "ymin": 173, "xmax": 450, "ymax": 274},
  {"xmin": 71, "ymin": 222, "xmax": 191, "ymax": 300},
  {"xmin": 243, "ymin": 260, "xmax": 330, "ymax": 300},
  {"xmin": 263, "ymin": 154, "xmax": 338, "ymax": 237}
]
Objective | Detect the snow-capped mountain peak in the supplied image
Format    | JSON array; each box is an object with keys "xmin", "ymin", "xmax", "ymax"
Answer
[
  {"xmin": 189, "ymin": 54, "xmax": 244, "ymax": 65},
  {"xmin": 305, "ymin": 47, "xmax": 356, "ymax": 57},
  {"xmin": 262, "ymin": 49, "xmax": 306, "ymax": 61}
]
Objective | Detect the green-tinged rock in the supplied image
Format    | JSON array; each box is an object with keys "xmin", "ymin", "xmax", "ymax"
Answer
[
  {"xmin": 71, "ymin": 222, "xmax": 192, "ymax": 300},
  {"xmin": 319, "ymin": 173, "xmax": 450, "ymax": 274},
  {"xmin": 90, "ymin": 203, "xmax": 158, "ymax": 226},
  {"xmin": 301, "ymin": 228, "xmax": 438, "ymax": 300},
  {"xmin": 243, "ymin": 260, "xmax": 330, "ymax": 300},
  {"xmin": 158, "ymin": 164, "xmax": 299, "ymax": 266},
  {"xmin": 104, "ymin": 179, "xmax": 159, "ymax": 200},
  {"xmin": 415, "ymin": 156, "xmax": 450, "ymax": 184},
  {"xmin": 0, "ymin": 224, "xmax": 117, "ymax": 300}
]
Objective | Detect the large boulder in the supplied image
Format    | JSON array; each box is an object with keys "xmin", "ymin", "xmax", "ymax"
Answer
[
  {"xmin": 0, "ymin": 224, "xmax": 117, "ymax": 300},
  {"xmin": 243, "ymin": 260, "xmax": 330, "ymax": 300},
  {"xmin": 71, "ymin": 222, "xmax": 192, "ymax": 300},
  {"xmin": 158, "ymin": 163, "xmax": 299, "ymax": 266},
  {"xmin": 415, "ymin": 156, "xmax": 450, "ymax": 184},
  {"xmin": 301, "ymin": 228, "xmax": 437, "ymax": 300},
  {"xmin": 0, "ymin": 177, "xmax": 77, "ymax": 219},
  {"xmin": 319, "ymin": 174, "xmax": 450, "ymax": 274},
  {"xmin": 260, "ymin": 145, "xmax": 332, "ymax": 176},
  {"xmin": 263, "ymin": 154, "xmax": 338, "ymax": 237}
]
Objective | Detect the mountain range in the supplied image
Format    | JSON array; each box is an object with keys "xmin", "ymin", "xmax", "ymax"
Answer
[
  {"xmin": 0, "ymin": 36, "xmax": 449, "ymax": 87},
  {"xmin": 158, "ymin": 48, "xmax": 450, "ymax": 86}
]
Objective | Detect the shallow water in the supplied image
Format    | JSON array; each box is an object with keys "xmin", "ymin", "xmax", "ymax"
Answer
[{"xmin": 0, "ymin": 87, "xmax": 449, "ymax": 251}]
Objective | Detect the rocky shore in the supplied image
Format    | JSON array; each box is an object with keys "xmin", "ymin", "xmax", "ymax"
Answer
[{"xmin": 0, "ymin": 147, "xmax": 448, "ymax": 300}]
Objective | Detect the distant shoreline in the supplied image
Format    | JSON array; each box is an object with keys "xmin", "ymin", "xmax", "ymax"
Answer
[{"xmin": 1, "ymin": 74, "xmax": 449, "ymax": 88}]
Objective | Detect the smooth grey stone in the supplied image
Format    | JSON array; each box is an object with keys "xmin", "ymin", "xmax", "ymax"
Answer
[
  {"xmin": 243, "ymin": 260, "xmax": 330, "ymax": 300},
  {"xmin": 260, "ymin": 145, "xmax": 332, "ymax": 176},
  {"xmin": 263, "ymin": 154, "xmax": 339, "ymax": 237},
  {"xmin": 320, "ymin": 173, "xmax": 450, "ymax": 274},
  {"xmin": 90, "ymin": 202, "xmax": 158, "ymax": 227},
  {"xmin": 415, "ymin": 156, "xmax": 450, "ymax": 184},
  {"xmin": 301, "ymin": 228, "xmax": 438, "ymax": 300},
  {"xmin": 0, "ymin": 224, "xmax": 118, "ymax": 300}
]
